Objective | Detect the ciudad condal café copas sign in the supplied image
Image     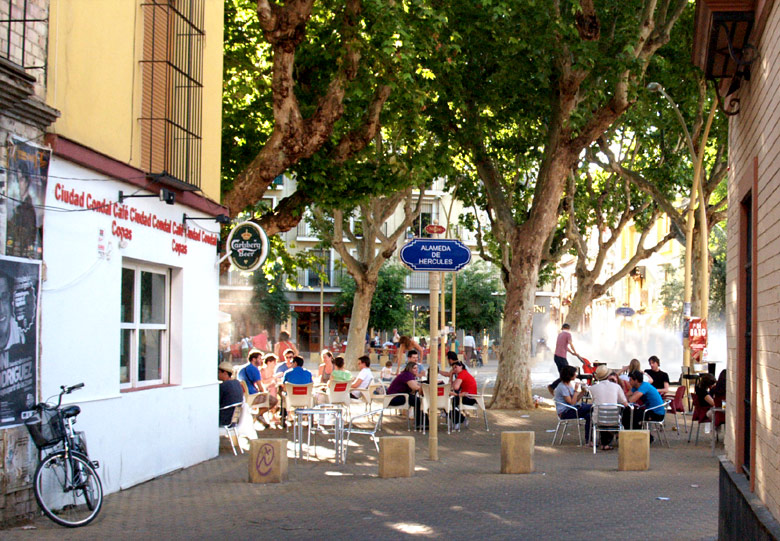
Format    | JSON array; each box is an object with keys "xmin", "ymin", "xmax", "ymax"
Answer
[{"xmin": 54, "ymin": 183, "xmax": 218, "ymax": 255}]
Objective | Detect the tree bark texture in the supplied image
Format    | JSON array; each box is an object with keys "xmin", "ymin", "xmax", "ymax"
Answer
[{"xmin": 343, "ymin": 279, "xmax": 376, "ymax": 370}]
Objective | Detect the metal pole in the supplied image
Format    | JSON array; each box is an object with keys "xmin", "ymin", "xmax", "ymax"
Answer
[
  {"xmin": 440, "ymin": 272, "xmax": 446, "ymax": 370},
  {"xmin": 320, "ymin": 279, "xmax": 324, "ymax": 352},
  {"xmin": 428, "ymin": 268, "xmax": 439, "ymax": 461}
]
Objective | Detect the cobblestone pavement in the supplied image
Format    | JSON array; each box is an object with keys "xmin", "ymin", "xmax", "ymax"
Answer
[{"xmin": 4, "ymin": 403, "xmax": 720, "ymax": 541}]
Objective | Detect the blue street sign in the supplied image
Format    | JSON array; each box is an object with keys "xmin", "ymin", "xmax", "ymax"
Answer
[{"xmin": 399, "ymin": 238, "xmax": 472, "ymax": 272}]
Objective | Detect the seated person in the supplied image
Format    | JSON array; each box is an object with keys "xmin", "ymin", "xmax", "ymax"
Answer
[
  {"xmin": 707, "ymin": 370, "xmax": 727, "ymax": 426},
  {"xmin": 238, "ymin": 350, "xmax": 264, "ymax": 395},
  {"xmin": 439, "ymin": 351, "xmax": 461, "ymax": 383},
  {"xmin": 387, "ymin": 361, "xmax": 424, "ymax": 429},
  {"xmin": 275, "ymin": 348, "xmax": 295, "ymax": 379},
  {"xmin": 330, "ymin": 356, "xmax": 352, "ymax": 382},
  {"xmin": 554, "ymin": 365, "xmax": 592, "ymax": 437},
  {"xmin": 260, "ymin": 353, "xmax": 279, "ymax": 398},
  {"xmin": 449, "ymin": 361, "xmax": 477, "ymax": 429},
  {"xmin": 693, "ymin": 372, "xmax": 717, "ymax": 425},
  {"xmin": 283, "ymin": 356, "xmax": 313, "ymax": 384},
  {"xmin": 350, "ymin": 355, "xmax": 373, "ymax": 399},
  {"xmin": 589, "ymin": 365, "xmax": 628, "ymax": 450},
  {"xmin": 318, "ymin": 349, "xmax": 334, "ymax": 384},
  {"xmin": 237, "ymin": 351, "xmax": 278, "ymax": 426},
  {"xmin": 624, "ymin": 370, "xmax": 665, "ymax": 431},
  {"xmin": 406, "ymin": 349, "xmax": 427, "ymax": 379},
  {"xmin": 379, "ymin": 361, "xmax": 394, "ymax": 382},
  {"xmin": 218, "ymin": 362, "xmax": 243, "ymax": 426},
  {"xmin": 643, "ymin": 355, "xmax": 670, "ymax": 395}
]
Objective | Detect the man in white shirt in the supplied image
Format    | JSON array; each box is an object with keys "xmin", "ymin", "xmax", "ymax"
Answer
[
  {"xmin": 351, "ymin": 355, "xmax": 373, "ymax": 399},
  {"xmin": 589, "ymin": 365, "xmax": 628, "ymax": 450},
  {"xmin": 463, "ymin": 332, "xmax": 476, "ymax": 366}
]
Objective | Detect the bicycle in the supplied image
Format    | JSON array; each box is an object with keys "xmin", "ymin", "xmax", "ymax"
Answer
[{"xmin": 23, "ymin": 383, "xmax": 103, "ymax": 527}]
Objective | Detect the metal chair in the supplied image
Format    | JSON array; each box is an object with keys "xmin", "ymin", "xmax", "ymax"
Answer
[
  {"xmin": 341, "ymin": 408, "xmax": 384, "ymax": 461},
  {"xmin": 458, "ymin": 378, "xmax": 491, "ymax": 431},
  {"xmin": 642, "ymin": 400, "xmax": 671, "ymax": 447},
  {"xmin": 218, "ymin": 402, "xmax": 244, "ymax": 455},
  {"xmin": 590, "ymin": 403, "xmax": 624, "ymax": 454},
  {"xmin": 688, "ymin": 393, "xmax": 712, "ymax": 445},
  {"xmin": 552, "ymin": 401, "xmax": 587, "ymax": 446}
]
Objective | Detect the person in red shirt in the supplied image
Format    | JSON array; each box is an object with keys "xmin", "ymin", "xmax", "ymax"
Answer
[{"xmin": 450, "ymin": 361, "xmax": 478, "ymax": 429}]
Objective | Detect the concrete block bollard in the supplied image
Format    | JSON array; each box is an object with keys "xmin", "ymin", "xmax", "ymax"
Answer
[
  {"xmin": 248, "ymin": 439, "xmax": 288, "ymax": 483},
  {"xmin": 501, "ymin": 431, "xmax": 534, "ymax": 474},
  {"xmin": 619, "ymin": 430, "xmax": 650, "ymax": 471},
  {"xmin": 379, "ymin": 436, "xmax": 415, "ymax": 478}
]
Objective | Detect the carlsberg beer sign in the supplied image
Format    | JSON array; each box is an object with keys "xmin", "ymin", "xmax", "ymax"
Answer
[{"xmin": 227, "ymin": 222, "xmax": 268, "ymax": 271}]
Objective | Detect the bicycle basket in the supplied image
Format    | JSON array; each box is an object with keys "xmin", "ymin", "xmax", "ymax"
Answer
[{"xmin": 24, "ymin": 407, "xmax": 65, "ymax": 450}]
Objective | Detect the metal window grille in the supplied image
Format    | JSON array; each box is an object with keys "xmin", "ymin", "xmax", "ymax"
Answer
[
  {"xmin": 139, "ymin": 0, "xmax": 204, "ymax": 189},
  {"xmin": 0, "ymin": 0, "xmax": 47, "ymax": 69}
]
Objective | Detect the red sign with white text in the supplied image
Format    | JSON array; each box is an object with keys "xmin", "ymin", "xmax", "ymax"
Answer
[{"xmin": 689, "ymin": 318, "xmax": 707, "ymax": 350}]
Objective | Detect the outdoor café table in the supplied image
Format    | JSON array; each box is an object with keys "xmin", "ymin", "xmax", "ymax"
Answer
[{"xmin": 293, "ymin": 407, "xmax": 344, "ymax": 464}]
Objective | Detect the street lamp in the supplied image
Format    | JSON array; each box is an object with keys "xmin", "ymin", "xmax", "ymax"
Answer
[{"xmin": 647, "ymin": 82, "xmax": 716, "ymax": 368}]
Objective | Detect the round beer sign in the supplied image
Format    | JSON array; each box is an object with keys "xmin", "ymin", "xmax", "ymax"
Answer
[{"xmin": 227, "ymin": 222, "xmax": 268, "ymax": 271}]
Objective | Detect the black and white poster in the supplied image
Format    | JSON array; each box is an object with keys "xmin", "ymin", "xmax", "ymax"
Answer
[{"xmin": 0, "ymin": 256, "xmax": 40, "ymax": 428}]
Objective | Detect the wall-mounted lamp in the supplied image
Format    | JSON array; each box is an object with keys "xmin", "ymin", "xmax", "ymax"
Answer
[
  {"xmin": 182, "ymin": 213, "xmax": 231, "ymax": 225},
  {"xmin": 118, "ymin": 189, "xmax": 175, "ymax": 205}
]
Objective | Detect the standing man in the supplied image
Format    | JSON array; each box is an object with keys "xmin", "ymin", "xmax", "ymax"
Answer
[
  {"xmin": 463, "ymin": 331, "xmax": 476, "ymax": 367},
  {"xmin": 548, "ymin": 323, "xmax": 579, "ymax": 394}
]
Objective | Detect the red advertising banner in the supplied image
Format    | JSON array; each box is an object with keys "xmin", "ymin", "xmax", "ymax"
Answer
[{"xmin": 689, "ymin": 317, "xmax": 707, "ymax": 350}]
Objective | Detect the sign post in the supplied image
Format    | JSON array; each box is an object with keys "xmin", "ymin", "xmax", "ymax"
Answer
[{"xmin": 400, "ymin": 232, "xmax": 472, "ymax": 461}]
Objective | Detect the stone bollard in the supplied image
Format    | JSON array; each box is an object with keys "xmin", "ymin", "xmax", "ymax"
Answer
[
  {"xmin": 379, "ymin": 436, "xmax": 415, "ymax": 478},
  {"xmin": 619, "ymin": 430, "xmax": 650, "ymax": 471},
  {"xmin": 501, "ymin": 431, "xmax": 534, "ymax": 474},
  {"xmin": 248, "ymin": 439, "xmax": 288, "ymax": 483}
]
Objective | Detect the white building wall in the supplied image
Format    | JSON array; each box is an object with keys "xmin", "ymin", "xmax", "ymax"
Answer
[{"xmin": 40, "ymin": 157, "xmax": 219, "ymax": 493}]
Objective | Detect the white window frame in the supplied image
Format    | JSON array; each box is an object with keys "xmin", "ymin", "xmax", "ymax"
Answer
[{"xmin": 120, "ymin": 260, "xmax": 170, "ymax": 389}]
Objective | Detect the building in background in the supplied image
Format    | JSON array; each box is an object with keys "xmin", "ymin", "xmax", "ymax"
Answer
[
  {"xmin": 694, "ymin": 0, "xmax": 780, "ymax": 537},
  {"xmin": 0, "ymin": 0, "xmax": 225, "ymax": 525}
]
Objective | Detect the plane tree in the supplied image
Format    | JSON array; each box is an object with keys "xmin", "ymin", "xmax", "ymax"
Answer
[
  {"xmin": 221, "ymin": 0, "xmax": 444, "ymax": 234},
  {"xmin": 425, "ymin": 0, "xmax": 689, "ymax": 408}
]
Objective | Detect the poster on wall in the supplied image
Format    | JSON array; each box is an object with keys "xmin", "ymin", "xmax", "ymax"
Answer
[
  {"xmin": 6, "ymin": 140, "xmax": 50, "ymax": 259},
  {"xmin": 0, "ymin": 256, "xmax": 40, "ymax": 428},
  {"xmin": 0, "ymin": 167, "xmax": 6, "ymax": 252}
]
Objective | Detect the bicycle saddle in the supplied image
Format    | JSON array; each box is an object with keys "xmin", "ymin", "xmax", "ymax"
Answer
[{"xmin": 62, "ymin": 405, "xmax": 81, "ymax": 418}]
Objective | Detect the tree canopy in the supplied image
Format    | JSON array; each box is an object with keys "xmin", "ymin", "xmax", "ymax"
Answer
[{"xmin": 334, "ymin": 262, "xmax": 410, "ymax": 333}]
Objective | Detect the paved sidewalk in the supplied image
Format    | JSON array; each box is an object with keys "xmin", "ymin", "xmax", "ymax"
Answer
[{"xmin": 4, "ymin": 406, "xmax": 720, "ymax": 540}]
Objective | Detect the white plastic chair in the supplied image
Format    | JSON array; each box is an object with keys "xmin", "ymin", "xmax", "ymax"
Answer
[
  {"xmin": 219, "ymin": 402, "xmax": 243, "ymax": 455},
  {"xmin": 458, "ymin": 378, "xmax": 491, "ymax": 431},
  {"xmin": 326, "ymin": 380, "xmax": 352, "ymax": 409},
  {"xmin": 552, "ymin": 400, "xmax": 587, "ymax": 446},
  {"xmin": 370, "ymin": 384, "xmax": 411, "ymax": 431},
  {"xmin": 421, "ymin": 383, "xmax": 452, "ymax": 434},
  {"xmin": 283, "ymin": 382, "xmax": 314, "ymax": 432}
]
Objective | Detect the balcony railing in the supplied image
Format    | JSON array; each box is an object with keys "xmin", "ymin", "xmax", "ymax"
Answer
[{"xmin": 405, "ymin": 271, "xmax": 429, "ymax": 290}]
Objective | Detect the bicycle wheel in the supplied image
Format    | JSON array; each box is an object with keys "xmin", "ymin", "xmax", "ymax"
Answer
[{"xmin": 34, "ymin": 451, "xmax": 103, "ymax": 527}]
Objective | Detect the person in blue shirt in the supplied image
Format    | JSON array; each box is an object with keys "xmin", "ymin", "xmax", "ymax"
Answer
[
  {"xmin": 624, "ymin": 370, "xmax": 665, "ymax": 430},
  {"xmin": 283, "ymin": 356, "xmax": 313, "ymax": 384},
  {"xmin": 238, "ymin": 349, "xmax": 263, "ymax": 394}
]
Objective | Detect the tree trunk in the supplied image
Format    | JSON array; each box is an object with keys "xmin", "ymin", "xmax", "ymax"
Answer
[
  {"xmin": 343, "ymin": 278, "xmax": 377, "ymax": 370},
  {"xmin": 565, "ymin": 280, "xmax": 596, "ymax": 331},
  {"xmin": 490, "ymin": 258, "xmax": 539, "ymax": 409}
]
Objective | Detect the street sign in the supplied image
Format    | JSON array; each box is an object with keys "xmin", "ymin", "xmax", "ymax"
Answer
[
  {"xmin": 399, "ymin": 238, "xmax": 471, "ymax": 272},
  {"xmin": 424, "ymin": 224, "xmax": 446, "ymax": 235},
  {"xmin": 615, "ymin": 306, "xmax": 635, "ymax": 317},
  {"xmin": 226, "ymin": 221, "xmax": 269, "ymax": 271}
]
